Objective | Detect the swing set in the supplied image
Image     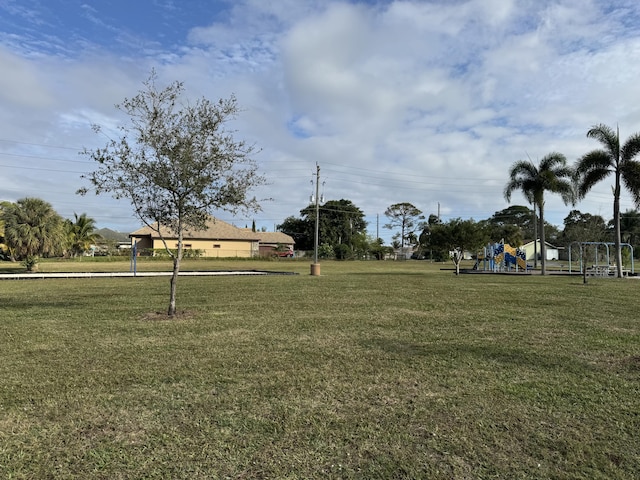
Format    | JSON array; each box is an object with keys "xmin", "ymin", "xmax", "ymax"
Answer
[{"xmin": 567, "ymin": 242, "xmax": 635, "ymax": 277}]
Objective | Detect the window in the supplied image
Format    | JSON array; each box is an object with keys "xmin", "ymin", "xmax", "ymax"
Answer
[{"xmin": 213, "ymin": 244, "xmax": 221, "ymax": 248}]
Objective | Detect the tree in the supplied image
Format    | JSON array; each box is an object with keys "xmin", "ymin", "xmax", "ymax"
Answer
[
  {"xmin": 0, "ymin": 201, "xmax": 8, "ymax": 260},
  {"xmin": 349, "ymin": 231, "xmax": 372, "ymax": 259},
  {"xmin": 430, "ymin": 218, "xmax": 488, "ymax": 275},
  {"xmin": 80, "ymin": 72, "xmax": 264, "ymax": 316},
  {"xmin": 367, "ymin": 236, "xmax": 393, "ymax": 260},
  {"xmin": 560, "ymin": 210, "xmax": 609, "ymax": 245},
  {"xmin": 302, "ymin": 199, "xmax": 367, "ymax": 250},
  {"xmin": 504, "ymin": 153, "xmax": 574, "ymax": 275},
  {"xmin": 485, "ymin": 222, "xmax": 524, "ymax": 247},
  {"xmin": 1, "ymin": 198, "xmax": 64, "ymax": 270},
  {"xmin": 277, "ymin": 215, "xmax": 313, "ymax": 251},
  {"xmin": 575, "ymin": 124, "xmax": 640, "ymax": 277},
  {"xmin": 65, "ymin": 213, "xmax": 102, "ymax": 257},
  {"xmin": 416, "ymin": 213, "xmax": 443, "ymax": 260},
  {"xmin": 280, "ymin": 199, "xmax": 367, "ymax": 254},
  {"xmin": 619, "ymin": 209, "xmax": 640, "ymax": 250},
  {"xmin": 384, "ymin": 203, "xmax": 424, "ymax": 253},
  {"xmin": 484, "ymin": 205, "xmax": 535, "ymax": 240}
]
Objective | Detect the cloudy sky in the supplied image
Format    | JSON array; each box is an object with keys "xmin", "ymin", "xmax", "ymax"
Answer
[{"xmin": 1, "ymin": 0, "xmax": 640, "ymax": 244}]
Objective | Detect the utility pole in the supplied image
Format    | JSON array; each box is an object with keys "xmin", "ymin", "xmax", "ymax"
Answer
[{"xmin": 311, "ymin": 163, "xmax": 321, "ymax": 276}]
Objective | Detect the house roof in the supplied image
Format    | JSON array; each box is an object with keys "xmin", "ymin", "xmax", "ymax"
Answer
[
  {"xmin": 256, "ymin": 231, "xmax": 295, "ymax": 245},
  {"xmin": 522, "ymin": 240, "xmax": 559, "ymax": 249},
  {"xmin": 130, "ymin": 217, "xmax": 262, "ymax": 241}
]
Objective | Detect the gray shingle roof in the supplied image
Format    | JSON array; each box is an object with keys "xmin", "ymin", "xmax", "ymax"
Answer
[{"xmin": 255, "ymin": 231, "xmax": 295, "ymax": 245}]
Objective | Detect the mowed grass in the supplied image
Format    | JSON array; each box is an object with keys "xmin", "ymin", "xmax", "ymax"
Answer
[{"xmin": 1, "ymin": 260, "xmax": 639, "ymax": 479}]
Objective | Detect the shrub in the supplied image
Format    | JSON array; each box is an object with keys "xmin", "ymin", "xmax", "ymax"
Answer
[
  {"xmin": 22, "ymin": 255, "xmax": 38, "ymax": 272},
  {"xmin": 334, "ymin": 243, "xmax": 352, "ymax": 260}
]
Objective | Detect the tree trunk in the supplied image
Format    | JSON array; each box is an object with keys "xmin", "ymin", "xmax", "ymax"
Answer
[
  {"xmin": 168, "ymin": 256, "xmax": 180, "ymax": 317},
  {"xmin": 167, "ymin": 227, "xmax": 184, "ymax": 317},
  {"xmin": 532, "ymin": 207, "xmax": 538, "ymax": 270},
  {"xmin": 539, "ymin": 203, "xmax": 546, "ymax": 276},
  {"xmin": 613, "ymin": 172, "xmax": 623, "ymax": 278}
]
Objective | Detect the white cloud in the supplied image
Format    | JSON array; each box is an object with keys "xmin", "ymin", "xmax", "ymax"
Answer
[
  {"xmin": 1, "ymin": 0, "xmax": 640, "ymax": 242},
  {"xmin": 0, "ymin": 47, "xmax": 54, "ymax": 108}
]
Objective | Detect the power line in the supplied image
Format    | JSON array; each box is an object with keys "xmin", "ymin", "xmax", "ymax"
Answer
[
  {"xmin": 0, "ymin": 151, "xmax": 88, "ymax": 164},
  {"xmin": 0, "ymin": 138, "xmax": 82, "ymax": 151}
]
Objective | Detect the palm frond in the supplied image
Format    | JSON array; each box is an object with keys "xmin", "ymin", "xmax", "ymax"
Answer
[
  {"xmin": 504, "ymin": 160, "xmax": 537, "ymax": 202},
  {"xmin": 575, "ymin": 150, "xmax": 611, "ymax": 198},
  {"xmin": 575, "ymin": 150, "xmax": 612, "ymax": 175},
  {"xmin": 578, "ymin": 167, "xmax": 611, "ymax": 199},
  {"xmin": 621, "ymin": 132, "xmax": 640, "ymax": 163},
  {"xmin": 554, "ymin": 178, "xmax": 577, "ymax": 206},
  {"xmin": 586, "ymin": 124, "xmax": 619, "ymax": 157},
  {"xmin": 539, "ymin": 152, "xmax": 567, "ymax": 172},
  {"xmin": 620, "ymin": 160, "xmax": 640, "ymax": 207},
  {"xmin": 504, "ymin": 153, "xmax": 573, "ymax": 207}
]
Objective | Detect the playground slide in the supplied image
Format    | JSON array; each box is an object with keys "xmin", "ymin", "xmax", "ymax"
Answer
[{"xmin": 478, "ymin": 242, "xmax": 529, "ymax": 272}]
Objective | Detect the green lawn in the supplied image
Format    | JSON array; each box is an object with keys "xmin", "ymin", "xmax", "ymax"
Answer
[{"xmin": 1, "ymin": 260, "xmax": 639, "ymax": 478}]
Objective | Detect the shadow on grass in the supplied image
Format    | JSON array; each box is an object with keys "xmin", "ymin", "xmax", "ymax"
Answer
[{"xmin": 361, "ymin": 337, "xmax": 595, "ymax": 375}]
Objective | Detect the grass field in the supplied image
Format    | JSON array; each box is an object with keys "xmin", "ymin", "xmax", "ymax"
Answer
[{"xmin": 1, "ymin": 259, "xmax": 639, "ymax": 478}]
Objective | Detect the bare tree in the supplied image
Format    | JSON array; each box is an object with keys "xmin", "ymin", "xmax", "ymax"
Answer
[{"xmin": 80, "ymin": 72, "xmax": 265, "ymax": 316}]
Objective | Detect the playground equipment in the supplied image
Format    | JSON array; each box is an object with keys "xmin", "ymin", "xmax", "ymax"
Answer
[
  {"xmin": 476, "ymin": 241, "xmax": 529, "ymax": 272},
  {"xmin": 567, "ymin": 242, "xmax": 635, "ymax": 276}
]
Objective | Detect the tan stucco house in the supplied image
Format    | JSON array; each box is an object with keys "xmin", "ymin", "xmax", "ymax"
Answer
[{"xmin": 130, "ymin": 217, "xmax": 294, "ymax": 258}]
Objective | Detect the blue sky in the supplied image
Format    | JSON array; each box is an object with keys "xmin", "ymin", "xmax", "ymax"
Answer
[{"xmin": 2, "ymin": 0, "xmax": 640, "ymax": 244}]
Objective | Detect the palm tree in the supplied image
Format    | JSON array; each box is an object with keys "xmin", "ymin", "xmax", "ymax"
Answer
[
  {"xmin": 0, "ymin": 201, "xmax": 8, "ymax": 259},
  {"xmin": 66, "ymin": 213, "xmax": 102, "ymax": 257},
  {"xmin": 2, "ymin": 198, "xmax": 64, "ymax": 269},
  {"xmin": 575, "ymin": 124, "xmax": 640, "ymax": 278},
  {"xmin": 504, "ymin": 153, "xmax": 574, "ymax": 275}
]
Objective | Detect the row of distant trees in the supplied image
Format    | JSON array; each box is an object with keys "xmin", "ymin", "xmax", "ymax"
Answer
[
  {"xmin": 0, "ymin": 198, "xmax": 101, "ymax": 270},
  {"xmin": 277, "ymin": 198, "xmax": 640, "ymax": 265},
  {"xmin": 277, "ymin": 199, "xmax": 392, "ymax": 259}
]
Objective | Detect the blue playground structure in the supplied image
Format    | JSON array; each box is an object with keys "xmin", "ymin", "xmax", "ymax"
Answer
[{"xmin": 475, "ymin": 241, "xmax": 530, "ymax": 272}]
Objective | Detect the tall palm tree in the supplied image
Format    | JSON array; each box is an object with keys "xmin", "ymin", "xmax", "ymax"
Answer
[
  {"xmin": 504, "ymin": 153, "xmax": 574, "ymax": 275},
  {"xmin": 575, "ymin": 124, "xmax": 640, "ymax": 278}
]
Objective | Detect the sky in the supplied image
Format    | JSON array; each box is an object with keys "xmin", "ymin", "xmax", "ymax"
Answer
[{"xmin": 2, "ymin": 0, "xmax": 640, "ymax": 245}]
